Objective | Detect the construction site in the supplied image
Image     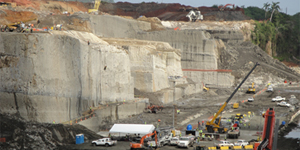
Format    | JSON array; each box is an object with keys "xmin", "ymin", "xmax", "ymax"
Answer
[{"xmin": 0, "ymin": 0, "xmax": 300, "ymax": 150}]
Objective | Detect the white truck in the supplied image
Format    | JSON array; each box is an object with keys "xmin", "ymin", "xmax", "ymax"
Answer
[
  {"xmin": 91, "ymin": 138, "xmax": 117, "ymax": 147},
  {"xmin": 234, "ymin": 139, "xmax": 249, "ymax": 146},
  {"xmin": 177, "ymin": 135, "xmax": 195, "ymax": 148},
  {"xmin": 272, "ymin": 96, "xmax": 286, "ymax": 102},
  {"xmin": 147, "ymin": 132, "xmax": 173, "ymax": 147}
]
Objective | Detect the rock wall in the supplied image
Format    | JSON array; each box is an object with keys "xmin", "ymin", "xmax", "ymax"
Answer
[
  {"xmin": 0, "ymin": 31, "xmax": 134, "ymax": 123},
  {"xmin": 102, "ymin": 38, "xmax": 183, "ymax": 93},
  {"xmin": 134, "ymin": 30, "xmax": 234, "ymax": 87}
]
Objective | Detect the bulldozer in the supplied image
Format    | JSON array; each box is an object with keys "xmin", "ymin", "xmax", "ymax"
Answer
[{"xmin": 246, "ymin": 82, "xmax": 256, "ymax": 94}]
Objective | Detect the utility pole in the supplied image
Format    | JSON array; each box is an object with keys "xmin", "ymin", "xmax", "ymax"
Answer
[{"xmin": 173, "ymin": 80, "xmax": 175, "ymax": 128}]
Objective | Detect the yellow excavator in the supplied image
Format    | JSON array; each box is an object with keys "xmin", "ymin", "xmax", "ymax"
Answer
[
  {"xmin": 206, "ymin": 62, "xmax": 259, "ymax": 133},
  {"xmin": 88, "ymin": 0, "xmax": 101, "ymax": 13},
  {"xmin": 247, "ymin": 82, "xmax": 256, "ymax": 94},
  {"xmin": 1, "ymin": 18, "xmax": 37, "ymax": 32}
]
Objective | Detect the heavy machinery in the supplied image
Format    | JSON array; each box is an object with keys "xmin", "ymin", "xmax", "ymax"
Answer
[
  {"xmin": 130, "ymin": 131, "xmax": 158, "ymax": 150},
  {"xmin": 253, "ymin": 108, "xmax": 277, "ymax": 150},
  {"xmin": 186, "ymin": 10, "xmax": 203, "ymax": 22},
  {"xmin": 1, "ymin": 18, "xmax": 37, "ymax": 32},
  {"xmin": 206, "ymin": 63, "xmax": 259, "ymax": 133},
  {"xmin": 203, "ymin": 84, "xmax": 209, "ymax": 92},
  {"xmin": 145, "ymin": 104, "xmax": 163, "ymax": 113},
  {"xmin": 88, "ymin": 0, "xmax": 101, "ymax": 13},
  {"xmin": 218, "ymin": 4, "xmax": 235, "ymax": 11},
  {"xmin": 247, "ymin": 82, "xmax": 256, "ymax": 94}
]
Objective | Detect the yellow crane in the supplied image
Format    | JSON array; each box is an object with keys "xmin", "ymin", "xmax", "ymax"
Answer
[
  {"xmin": 88, "ymin": 0, "xmax": 101, "ymax": 13},
  {"xmin": 206, "ymin": 63, "xmax": 259, "ymax": 133}
]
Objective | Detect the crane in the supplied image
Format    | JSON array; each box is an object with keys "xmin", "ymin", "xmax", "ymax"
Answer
[
  {"xmin": 130, "ymin": 130, "xmax": 158, "ymax": 149},
  {"xmin": 218, "ymin": 4, "xmax": 235, "ymax": 11},
  {"xmin": 206, "ymin": 62, "xmax": 259, "ymax": 133},
  {"xmin": 88, "ymin": 0, "xmax": 101, "ymax": 13}
]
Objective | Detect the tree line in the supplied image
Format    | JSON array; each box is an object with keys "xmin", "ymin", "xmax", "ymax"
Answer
[{"xmin": 243, "ymin": 2, "xmax": 300, "ymax": 61}]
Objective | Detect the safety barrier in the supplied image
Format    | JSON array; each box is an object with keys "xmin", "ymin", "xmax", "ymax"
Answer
[
  {"xmin": 220, "ymin": 146, "xmax": 229, "ymax": 150},
  {"xmin": 233, "ymin": 146, "xmax": 242, "ymax": 150},
  {"xmin": 244, "ymin": 145, "xmax": 254, "ymax": 149},
  {"xmin": 182, "ymin": 69, "xmax": 232, "ymax": 72},
  {"xmin": 208, "ymin": 147, "xmax": 217, "ymax": 150}
]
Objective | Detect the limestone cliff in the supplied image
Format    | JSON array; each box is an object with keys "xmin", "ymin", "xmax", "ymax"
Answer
[{"xmin": 0, "ymin": 31, "xmax": 134, "ymax": 123}]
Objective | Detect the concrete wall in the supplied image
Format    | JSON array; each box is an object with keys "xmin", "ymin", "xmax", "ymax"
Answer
[{"xmin": 0, "ymin": 31, "xmax": 134, "ymax": 123}]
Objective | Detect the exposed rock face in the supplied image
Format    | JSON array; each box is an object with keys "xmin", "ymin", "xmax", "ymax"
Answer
[
  {"xmin": 0, "ymin": 31, "xmax": 134, "ymax": 122},
  {"xmin": 103, "ymin": 38, "xmax": 182, "ymax": 93}
]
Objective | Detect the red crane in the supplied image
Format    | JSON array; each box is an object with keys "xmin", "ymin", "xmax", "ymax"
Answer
[{"xmin": 218, "ymin": 4, "xmax": 235, "ymax": 11}]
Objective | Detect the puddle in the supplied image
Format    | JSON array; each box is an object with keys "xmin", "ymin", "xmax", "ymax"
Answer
[{"xmin": 285, "ymin": 121, "xmax": 300, "ymax": 139}]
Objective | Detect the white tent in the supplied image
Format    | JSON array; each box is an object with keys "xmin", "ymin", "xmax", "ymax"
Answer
[{"xmin": 109, "ymin": 124, "xmax": 155, "ymax": 134}]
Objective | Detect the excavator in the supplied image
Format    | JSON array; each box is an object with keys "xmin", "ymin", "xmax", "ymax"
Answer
[
  {"xmin": 247, "ymin": 82, "xmax": 256, "ymax": 94},
  {"xmin": 206, "ymin": 62, "xmax": 259, "ymax": 133},
  {"xmin": 146, "ymin": 104, "xmax": 163, "ymax": 113},
  {"xmin": 1, "ymin": 18, "xmax": 37, "ymax": 32},
  {"xmin": 218, "ymin": 4, "xmax": 235, "ymax": 11},
  {"xmin": 130, "ymin": 130, "xmax": 158, "ymax": 150},
  {"xmin": 88, "ymin": 0, "xmax": 101, "ymax": 13}
]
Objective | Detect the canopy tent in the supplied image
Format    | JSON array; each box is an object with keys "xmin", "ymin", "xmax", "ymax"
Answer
[{"xmin": 109, "ymin": 124, "xmax": 155, "ymax": 134}]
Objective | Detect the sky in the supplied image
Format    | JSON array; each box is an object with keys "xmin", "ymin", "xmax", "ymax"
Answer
[{"xmin": 115, "ymin": 0, "xmax": 300, "ymax": 15}]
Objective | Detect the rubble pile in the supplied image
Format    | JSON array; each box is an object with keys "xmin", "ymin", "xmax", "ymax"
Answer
[{"xmin": 0, "ymin": 114, "xmax": 101, "ymax": 150}]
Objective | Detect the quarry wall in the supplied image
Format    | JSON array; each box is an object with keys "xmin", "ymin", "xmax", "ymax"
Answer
[
  {"xmin": 0, "ymin": 31, "xmax": 134, "ymax": 123},
  {"xmin": 78, "ymin": 101, "xmax": 147, "ymax": 132}
]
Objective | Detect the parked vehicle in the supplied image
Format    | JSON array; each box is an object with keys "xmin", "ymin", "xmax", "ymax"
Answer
[
  {"xmin": 215, "ymin": 140, "xmax": 234, "ymax": 147},
  {"xmin": 248, "ymin": 97, "xmax": 254, "ymax": 102},
  {"xmin": 272, "ymin": 96, "xmax": 286, "ymax": 102},
  {"xmin": 170, "ymin": 137, "xmax": 179, "ymax": 146},
  {"xmin": 266, "ymin": 86, "xmax": 273, "ymax": 92},
  {"xmin": 91, "ymin": 138, "xmax": 117, "ymax": 147},
  {"xmin": 147, "ymin": 132, "xmax": 173, "ymax": 147},
  {"xmin": 291, "ymin": 95, "xmax": 296, "ymax": 99},
  {"xmin": 234, "ymin": 139, "xmax": 249, "ymax": 146},
  {"xmin": 177, "ymin": 135, "xmax": 195, "ymax": 148},
  {"xmin": 277, "ymin": 101, "xmax": 291, "ymax": 107}
]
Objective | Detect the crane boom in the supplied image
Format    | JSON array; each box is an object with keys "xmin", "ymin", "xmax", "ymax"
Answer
[{"xmin": 206, "ymin": 62, "xmax": 259, "ymax": 132}]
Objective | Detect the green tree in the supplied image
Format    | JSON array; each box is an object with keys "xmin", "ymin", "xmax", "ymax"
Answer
[
  {"xmin": 262, "ymin": 2, "xmax": 270, "ymax": 19},
  {"xmin": 269, "ymin": 2, "xmax": 281, "ymax": 22}
]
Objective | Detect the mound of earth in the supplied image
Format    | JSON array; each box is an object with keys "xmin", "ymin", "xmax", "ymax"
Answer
[{"xmin": 0, "ymin": 114, "xmax": 101, "ymax": 150}]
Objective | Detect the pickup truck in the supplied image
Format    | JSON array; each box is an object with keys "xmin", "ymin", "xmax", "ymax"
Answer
[
  {"xmin": 272, "ymin": 96, "xmax": 286, "ymax": 102},
  {"xmin": 234, "ymin": 139, "xmax": 249, "ymax": 146},
  {"xmin": 177, "ymin": 135, "xmax": 195, "ymax": 148},
  {"xmin": 215, "ymin": 140, "xmax": 234, "ymax": 147},
  {"xmin": 91, "ymin": 138, "xmax": 117, "ymax": 147},
  {"xmin": 147, "ymin": 133, "xmax": 173, "ymax": 147},
  {"xmin": 277, "ymin": 101, "xmax": 291, "ymax": 107}
]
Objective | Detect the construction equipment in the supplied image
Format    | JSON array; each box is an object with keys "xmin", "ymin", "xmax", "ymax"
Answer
[
  {"xmin": 145, "ymin": 104, "xmax": 163, "ymax": 113},
  {"xmin": 186, "ymin": 10, "xmax": 203, "ymax": 22},
  {"xmin": 218, "ymin": 4, "xmax": 235, "ymax": 11},
  {"xmin": 130, "ymin": 130, "xmax": 158, "ymax": 150},
  {"xmin": 1, "ymin": 18, "xmax": 37, "ymax": 32},
  {"xmin": 206, "ymin": 63, "xmax": 259, "ymax": 133},
  {"xmin": 203, "ymin": 84, "xmax": 209, "ymax": 92},
  {"xmin": 88, "ymin": 0, "xmax": 101, "ymax": 13},
  {"xmin": 253, "ymin": 108, "xmax": 277, "ymax": 150},
  {"xmin": 233, "ymin": 103, "xmax": 239, "ymax": 109},
  {"xmin": 247, "ymin": 82, "xmax": 256, "ymax": 94}
]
